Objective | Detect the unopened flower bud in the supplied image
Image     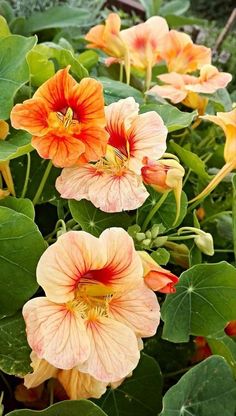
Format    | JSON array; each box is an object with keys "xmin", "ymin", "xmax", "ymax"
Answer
[
  {"xmin": 142, "ymin": 238, "xmax": 151, "ymax": 247},
  {"xmin": 142, "ymin": 157, "xmax": 185, "ymax": 225},
  {"xmin": 194, "ymin": 232, "xmax": 214, "ymax": 256},
  {"xmin": 145, "ymin": 230, "xmax": 152, "ymax": 239},
  {"xmin": 153, "ymin": 236, "xmax": 168, "ymax": 247},
  {"xmin": 151, "ymin": 224, "xmax": 160, "ymax": 239},
  {"xmin": 136, "ymin": 232, "xmax": 146, "ymax": 241},
  {"xmin": 138, "ymin": 251, "xmax": 178, "ymax": 293}
]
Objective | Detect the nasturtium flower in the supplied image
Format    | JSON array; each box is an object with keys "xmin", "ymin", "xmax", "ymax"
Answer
[
  {"xmin": 148, "ymin": 65, "xmax": 232, "ymax": 115},
  {"xmin": 190, "ymin": 108, "xmax": 236, "ymax": 202},
  {"xmin": 141, "ymin": 157, "xmax": 185, "ymax": 225},
  {"xmin": 138, "ymin": 251, "xmax": 178, "ymax": 293},
  {"xmin": 23, "ymin": 228, "xmax": 160, "ymax": 382},
  {"xmin": 10, "ymin": 67, "xmax": 108, "ymax": 168},
  {"xmin": 24, "ymin": 352, "xmax": 108, "ymax": 400},
  {"xmin": 85, "ymin": 13, "xmax": 131, "ymax": 84},
  {"xmin": 120, "ymin": 16, "xmax": 169, "ymax": 89},
  {"xmin": 56, "ymin": 97, "xmax": 167, "ymax": 212},
  {"xmin": 158, "ymin": 30, "xmax": 211, "ymax": 74}
]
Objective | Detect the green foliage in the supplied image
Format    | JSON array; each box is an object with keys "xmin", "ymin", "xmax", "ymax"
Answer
[
  {"xmin": 160, "ymin": 356, "xmax": 236, "ymax": 416},
  {"xmin": 0, "ymin": 130, "xmax": 33, "ymax": 162},
  {"xmin": 69, "ymin": 199, "xmax": 131, "ymax": 237},
  {"xmin": 95, "ymin": 354, "xmax": 163, "ymax": 416},
  {"xmin": 6, "ymin": 400, "xmax": 108, "ymax": 415},
  {"xmin": 161, "ymin": 262, "xmax": 236, "ymax": 342},
  {"xmin": 0, "ymin": 35, "xmax": 36, "ymax": 119},
  {"xmin": 98, "ymin": 77, "xmax": 144, "ymax": 105}
]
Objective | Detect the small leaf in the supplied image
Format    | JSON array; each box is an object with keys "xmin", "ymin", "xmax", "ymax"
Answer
[
  {"xmin": 160, "ymin": 356, "xmax": 236, "ymax": 416},
  {"xmin": 69, "ymin": 199, "xmax": 131, "ymax": 237},
  {"xmin": 98, "ymin": 77, "xmax": 144, "ymax": 105},
  {"xmin": 0, "ymin": 16, "xmax": 10, "ymax": 38},
  {"xmin": 27, "ymin": 49, "xmax": 55, "ymax": 87},
  {"xmin": 160, "ymin": 0, "xmax": 190, "ymax": 16},
  {"xmin": 78, "ymin": 50, "xmax": 99, "ymax": 71},
  {"xmin": 0, "ymin": 34, "xmax": 36, "ymax": 120},
  {"xmin": 141, "ymin": 104, "xmax": 197, "ymax": 132},
  {"xmin": 0, "ymin": 312, "xmax": 31, "ymax": 376},
  {"xmin": 170, "ymin": 140, "xmax": 210, "ymax": 180},
  {"xmin": 165, "ymin": 15, "xmax": 205, "ymax": 27},
  {"xmin": 0, "ymin": 196, "xmax": 34, "ymax": 220},
  {"xmin": 0, "ymin": 130, "xmax": 33, "ymax": 162},
  {"xmin": 207, "ymin": 332, "xmax": 236, "ymax": 377},
  {"xmin": 95, "ymin": 354, "xmax": 163, "ymax": 416},
  {"xmin": 206, "ymin": 88, "xmax": 232, "ymax": 112},
  {"xmin": 161, "ymin": 262, "xmax": 236, "ymax": 343},
  {"xmin": 151, "ymin": 248, "xmax": 170, "ymax": 265},
  {"xmin": 0, "ymin": 206, "xmax": 46, "ymax": 318},
  {"xmin": 26, "ymin": 6, "xmax": 90, "ymax": 32},
  {"xmin": 5, "ymin": 400, "xmax": 108, "ymax": 416}
]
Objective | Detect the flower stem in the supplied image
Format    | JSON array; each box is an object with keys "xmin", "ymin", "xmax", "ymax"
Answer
[
  {"xmin": 142, "ymin": 192, "xmax": 168, "ymax": 232},
  {"xmin": 119, "ymin": 63, "xmax": 124, "ymax": 82},
  {"xmin": 21, "ymin": 152, "xmax": 31, "ymax": 198},
  {"xmin": 33, "ymin": 160, "xmax": 53, "ymax": 205}
]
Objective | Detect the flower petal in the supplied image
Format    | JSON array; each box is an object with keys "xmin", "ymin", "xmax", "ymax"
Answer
[
  {"xmin": 10, "ymin": 99, "xmax": 49, "ymax": 136},
  {"xmin": 23, "ymin": 297, "xmax": 90, "ymax": 369},
  {"xmin": 33, "ymin": 66, "xmax": 76, "ymax": 111},
  {"xmin": 78, "ymin": 313, "xmax": 140, "ymax": 382},
  {"xmin": 24, "ymin": 352, "xmax": 58, "ymax": 389},
  {"xmin": 37, "ymin": 231, "xmax": 107, "ymax": 303},
  {"xmin": 100, "ymin": 227, "xmax": 143, "ymax": 291},
  {"xmin": 58, "ymin": 369, "xmax": 107, "ymax": 399},
  {"xmin": 32, "ymin": 132, "xmax": 85, "ymax": 168},
  {"xmin": 127, "ymin": 111, "xmax": 167, "ymax": 173},
  {"xmin": 108, "ymin": 281, "xmax": 160, "ymax": 337}
]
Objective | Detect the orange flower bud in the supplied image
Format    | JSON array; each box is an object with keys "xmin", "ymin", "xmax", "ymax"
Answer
[{"xmin": 138, "ymin": 251, "xmax": 178, "ymax": 293}]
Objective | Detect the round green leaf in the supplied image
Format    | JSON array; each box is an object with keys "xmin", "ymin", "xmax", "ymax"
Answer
[
  {"xmin": 0, "ymin": 206, "xmax": 46, "ymax": 318},
  {"xmin": 69, "ymin": 199, "xmax": 132, "ymax": 237},
  {"xmin": 98, "ymin": 77, "xmax": 144, "ymax": 105},
  {"xmin": 160, "ymin": 356, "xmax": 236, "ymax": 416},
  {"xmin": 0, "ymin": 196, "xmax": 34, "ymax": 220},
  {"xmin": 0, "ymin": 312, "xmax": 31, "ymax": 376},
  {"xmin": 161, "ymin": 261, "xmax": 236, "ymax": 342},
  {"xmin": 0, "ymin": 34, "xmax": 36, "ymax": 120},
  {"xmin": 6, "ymin": 400, "xmax": 108, "ymax": 416},
  {"xmin": 95, "ymin": 353, "xmax": 163, "ymax": 416}
]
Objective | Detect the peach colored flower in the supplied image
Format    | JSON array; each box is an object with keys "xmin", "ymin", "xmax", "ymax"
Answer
[
  {"xmin": 158, "ymin": 30, "xmax": 211, "ymax": 74},
  {"xmin": 10, "ymin": 67, "xmax": 108, "ymax": 168},
  {"xmin": 148, "ymin": 65, "xmax": 232, "ymax": 115},
  {"xmin": 138, "ymin": 251, "xmax": 178, "ymax": 293},
  {"xmin": 141, "ymin": 157, "xmax": 185, "ymax": 225},
  {"xmin": 23, "ymin": 228, "xmax": 160, "ymax": 382},
  {"xmin": 120, "ymin": 16, "xmax": 169, "ymax": 89},
  {"xmin": 24, "ymin": 352, "xmax": 108, "ymax": 400},
  {"xmin": 85, "ymin": 13, "xmax": 131, "ymax": 84},
  {"xmin": 190, "ymin": 108, "xmax": 236, "ymax": 202},
  {"xmin": 56, "ymin": 97, "xmax": 167, "ymax": 212}
]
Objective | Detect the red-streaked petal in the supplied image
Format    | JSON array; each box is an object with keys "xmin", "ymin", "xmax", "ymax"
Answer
[
  {"xmin": 108, "ymin": 281, "xmax": 160, "ymax": 337},
  {"xmin": 10, "ymin": 99, "xmax": 49, "ymax": 136},
  {"xmin": 23, "ymin": 297, "xmax": 90, "ymax": 369}
]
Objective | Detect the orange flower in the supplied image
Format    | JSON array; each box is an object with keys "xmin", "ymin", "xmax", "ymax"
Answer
[
  {"xmin": 190, "ymin": 108, "xmax": 236, "ymax": 202},
  {"xmin": 10, "ymin": 67, "xmax": 108, "ymax": 168},
  {"xmin": 85, "ymin": 13, "xmax": 130, "ymax": 84},
  {"xmin": 120, "ymin": 16, "xmax": 169, "ymax": 89},
  {"xmin": 149, "ymin": 65, "xmax": 232, "ymax": 116},
  {"xmin": 138, "ymin": 251, "xmax": 178, "ymax": 293},
  {"xmin": 159, "ymin": 30, "xmax": 211, "ymax": 74}
]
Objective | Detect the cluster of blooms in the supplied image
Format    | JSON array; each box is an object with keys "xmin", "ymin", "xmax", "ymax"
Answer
[
  {"xmin": 22, "ymin": 228, "xmax": 178, "ymax": 399},
  {"xmin": 10, "ymin": 66, "xmax": 185, "ymax": 214}
]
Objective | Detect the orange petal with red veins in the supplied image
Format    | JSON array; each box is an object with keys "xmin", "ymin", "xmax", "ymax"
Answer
[
  {"xmin": 33, "ymin": 66, "xmax": 76, "ymax": 111},
  {"xmin": 31, "ymin": 132, "xmax": 85, "ymax": 168},
  {"xmin": 10, "ymin": 99, "xmax": 49, "ymax": 136},
  {"xmin": 23, "ymin": 297, "xmax": 90, "ymax": 369}
]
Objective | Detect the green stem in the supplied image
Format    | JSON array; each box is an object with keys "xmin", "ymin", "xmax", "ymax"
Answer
[
  {"xmin": 119, "ymin": 63, "xmax": 124, "ymax": 82},
  {"xmin": 214, "ymin": 249, "xmax": 234, "ymax": 253},
  {"xmin": 142, "ymin": 192, "xmax": 168, "ymax": 232},
  {"xmin": 21, "ymin": 152, "xmax": 31, "ymax": 198},
  {"xmin": 33, "ymin": 160, "xmax": 53, "ymax": 205},
  {"xmin": 201, "ymin": 210, "xmax": 232, "ymax": 225},
  {"xmin": 167, "ymin": 235, "xmax": 197, "ymax": 241}
]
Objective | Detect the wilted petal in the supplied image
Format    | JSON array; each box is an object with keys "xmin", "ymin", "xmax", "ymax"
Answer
[
  {"xmin": 108, "ymin": 281, "xmax": 160, "ymax": 337},
  {"xmin": 23, "ymin": 297, "xmax": 90, "ymax": 369},
  {"xmin": 58, "ymin": 369, "xmax": 107, "ymax": 399},
  {"xmin": 78, "ymin": 313, "xmax": 140, "ymax": 382},
  {"xmin": 24, "ymin": 352, "xmax": 58, "ymax": 389}
]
